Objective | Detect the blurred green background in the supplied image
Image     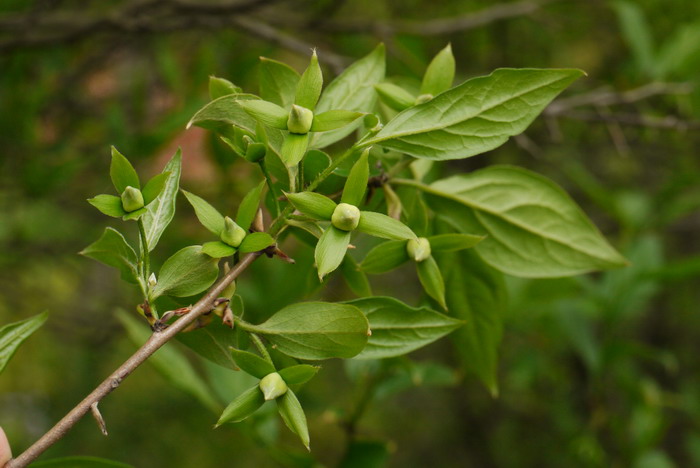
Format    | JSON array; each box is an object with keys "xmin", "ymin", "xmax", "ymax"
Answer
[{"xmin": 1, "ymin": 0, "xmax": 700, "ymax": 466}]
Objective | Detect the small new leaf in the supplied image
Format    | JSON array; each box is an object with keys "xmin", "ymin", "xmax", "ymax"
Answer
[
  {"xmin": 421, "ymin": 43, "xmax": 455, "ymax": 96},
  {"xmin": 315, "ymin": 226, "xmax": 352, "ymax": 280},
  {"xmin": 277, "ymin": 389, "xmax": 310, "ymax": 450},
  {"xmin": 295, "ymin": 50, "xmax": 323, "ymax": 111},
  {"xmin": 357, "ymin": 211, "xmax": 416, "ymax": 240},
  {"xmin": 152, "ymin": 246, "xmax": 219, "ymax": 299},
  {"xmin": 239, "ymin": 232, "xmax": 275, "ymax": 253},
  {"xmin": 341, "ymin": 149, "xmax": 370, "ymax": 207},
  {"xmin": 230, "ymin": 348, "xmax": 276, "ymax": 378},
  {"xmin": 182, "ymin": 190, "xmax": 225, "ymax": 236},
  {"xmin": 286, "ymin": 192, "xmax": 336, "ymax": 220},
  {"xmin": 88, "ymin": 194, "xmax": 126, "ymax": 218},
  {"xmin": 110, "ymin": 146, "xmax": 140, "ymax": 192},
  {"xmin": 217, "ymin": 386, "xmax": 265, "ymax": 426},
  {"xmin": 0, "ymin": 311, "xmax": 48, "ymax": 375},
  {"xmin": 80, "ymin": 227, "xmax": 139, "ymax": 283}
]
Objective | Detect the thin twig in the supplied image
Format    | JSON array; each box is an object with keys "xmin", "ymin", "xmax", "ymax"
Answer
[{"xmin": 5, "ymin": 252, "xmax": 261, "ymax": 468}]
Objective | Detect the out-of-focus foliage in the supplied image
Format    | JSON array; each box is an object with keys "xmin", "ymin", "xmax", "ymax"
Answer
[{"xmin": 1, "ymin": 0, "xmax": 699, "ymax": 467}]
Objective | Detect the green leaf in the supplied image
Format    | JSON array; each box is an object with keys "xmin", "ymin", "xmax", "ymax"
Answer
[
  {"xmin": 141, "ymin": 171, "xmax": 170, "ymax": 205},
  {"xmin": 295, "ymin": 50, "xmax": 323, "ymax": 111},
  {"xmin": 209, "ymin": 76, "xmax": 241, "ymax": 100},
  {"xmin": 357, "ymin": 211, "xmax": 416, "ymax": 240},
  {"xmin": 88, "ymin": 194, "xmax": 126, "ymax": 218},
  {"xmin": 416, "ymin": 256, "xmax": 447, "ymax": 310},
  {"xmin": 80, "ymin": 227, "xmax": 139, "ymax": 283},
  {"xmin": 110, "ymin": 146, "xmax": 140, "ymax": 192},
  {"xmin": 281, "ymin": 133, "xmax": 310, "ymax": 167},
  {"xmin": 236, "ymin": 180, "xmax": 266, "ymax": 230},
  {"xmin": 302, "ymin": 149, "xmax": 331, "ymax": 184},
  {"xmin": 32, "ymin": 456, "xmax": 134, "ymax": 468},
  {"xmin": 286, "ymin": 192, "xmax": 336, "ymax": 220},
  {"xmin": 277, "ymin": 389, "xmax": 310, "ymax": 450},
  {"xmin": 314, "ymin": 44, "xmax": 386, "ymax": 148},
  {"xmin": 176, "ymin": 321, "xmax": 240, "ymax": 370},
  {"xmin": 230, "ymin": 348, "xmax": 276, "ymax": 378},
  {"xmin": 421, "ymin": 43, "xmax": 455, "ymax": 96},
  {"xmin": 238, "ymin": 99, "xmax": 289, "ymax": 130},
  {"xmin": 259, "ymin": 57, "xmax": 301, "ymax": 108},
  {"xmin": 374, "ymin": 82, "xmax": 415, "ymax": 112},
  {"xmin": 278, "ymin": 365, "xmax": 320, "ymax": 385},
  {"xmin": 437, "ymin": 248, "xmax": 506, "ymax": 395},
  {"xmin": 0, "ymin": 311, "xmax": 48, "ymax": 375},
  {"xmin": 216, "ymin": 385, "xmax": 265, "ymax": 426},
  {"xmin": 341, "ymin": 149, "xmax": 370, "ymax": 206},
  {"xmin": 427, "ymin": 233, "xmax": 484, "ymax": 252},
  {"xmin": 202, "ymin": 241, "xmax": 237, "ymax": 258},
  {"xmin": 118, "ymin": 310, "xmax": 219, "ymax": 411},
  {"xmin": 239, "ymin": 232, "xmax": 275, "ymax": 253},
  {"xmin": 420, "ymin": 166, "xmax": 628, "ymax": 277},
  {"xmin": 340, "ymin": 254, "xmax": 372, "ymax": 297},
  {"xmin": 152, "ymin": 246, "xmax": 220, "ymax": 298},
  {"xmin": 187, "ymin": 94, "xmax": 261, "ymax": 133},
  {"xmin": 142, "ymin": 149, "xmax": 182, "ymax": 251},
  {"xmin": 360, "ymin": 240, "xmax": 409, "ymax": 274},
  {"xmin": 182, "ymin": 190, "xmax": 225, "ymax": 236},
  {"xmin": 362, "ymin": 68, "xmax": 584, "ymax": 160},
  {"xmin": 315, "ymin": 226, "xmax": 351, "ymax": 280},
  {"xmin": 612, "ymin": 1, "xmax": 656, "ymax": 77},
  {"xmin": 310, "ymin": 110, "xmax": 364, "ymax": 132},
  {"xmin": 122, "ymin": 207, "xmax": 147, "ymax": 221},
  {"xmin": 348, "ymin": 297, "xmax": 461, "ymax": 360},
  {"xmin": 249, "ymin": 302, "xmax": 369, "ymax": 360}
]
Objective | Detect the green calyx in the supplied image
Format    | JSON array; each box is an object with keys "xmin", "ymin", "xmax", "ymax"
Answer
[
  {"xmin": 259, "ymin": 372, "xmax": 288, "ymax": 400},
  {"xmin": 331, "ymin": 203, "xmax": 361, "ymax": 231},
  {"xmin": 221, "ymin": 216, "xmax": 247, "ymax": 247},
  {"xmin": 120, "ymin": 186, "xmax": 145, "ymax": 212},
  {"xmin": 287, "ymin": 104, "xmax": 314, "ymax": 134},
  {"xmin": 407, "ymin": 237, "xmax": 431, "ymax": 262}
]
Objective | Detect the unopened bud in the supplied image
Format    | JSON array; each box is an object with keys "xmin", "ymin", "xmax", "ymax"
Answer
[
  {"xmin": 220, "ymin": 216, "xmax": 247, "ymax": 248},
  {"xmin": 287, "ymin": 104, "xmax": 314, "ymax": 134},
  {"xmin": 415, "ymin": 94, "xmax": 434, "ymax": 104},
  {"xmin": 259, "ymin": 372, "xmax": 288, "ymax": 400},
  {"xmin": 331, "ymin": 203, "xmax": 361, "ymax": 231},
  {"xmin": 121, "ymin": 186, "xmax": 145, "ymax": 212},
  {"xmin": 148, "ymin": 273, "xmax": 157, "ymax": 288},
  {"xmin": 407, "ymin": 237, "xmax": 431, "ymax": 262},
  {"xmin": 242, "ymin": 136, "xmax": 267, "ymax": 162}
]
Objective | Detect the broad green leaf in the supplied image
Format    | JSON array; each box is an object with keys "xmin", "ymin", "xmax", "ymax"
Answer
[
  {"xmin": 360, "ymin": 240, "xmax": 409, "ymax": 274},
  {"xmin": 340, "ymin": 254, "xmax": 372, "ymax": 297},
  {"xmin": 239, "ymin": 232, "xmax": 275, "ymax": 253},
  {"xmin": 216, "ymin": 385, "xmax": 265, "ymax": 426},
  {"xmin": 33, "ymin": 456, "xmax": 134, "ymax": 468},
  {"xmin": 310, "ymin": 110, "xmax": 364, "ymax": 132},
  {"xmin": 347, "ymin": 297, "xmax": 461, "ymax": 360},
  {"xmin": 141, "ymin": 171, "xmax": 170, "ymax": 205},
  {"xmin": 87, "ymin": 194, "xmax": 126, "ymax": 218},
  {"xmin": 421, "ymin": 43, "xmax": 455, "ymax": 96},
  {"xmin": 238, "ymin": 99, "xmax": 289, "ymax": 130},
  {"xmin": 182, "ymin": 190, "xmax": 225, "ymax": 235},
  {"xmin": 315, "ymin": 226, "xmax": 351, "ymax": 280},
  {"xmin": 110, "ymin": 146, "xmax": 140, "ymax": 192},
  {"xmin": 152, "ymin": 246, "xmax": 219, "ymax": 298},
  {"xmin": 314, "ymin": 44, "xmax": 386, "ymax": 148},
  {"xmin": 416, "ymin": 256, "xmax": 447, "ymax": 309},
  {"xmin": 286, "ymin": 192, "xmax": 336, "ymax": 220},
  {"xmin": 176, "ymin": 321, "xmax": 240, "ymax": 370},
  {"xmin": 437, "ymin": 248, "xmax": 506, "ymax": 395},
  {"xmin": 342, "ymin": 149, "xmax": 369, "ymax": 206},
  {"xmin": 302, "ymin": 149, "xmax": 331, "ymax": 184},
  {"xmin": 187, "ymin": 93, "xmax": 261, "ymax": 133},
  {"xmin": 612, "ymin": 1, "xmax": 656, "ymax": 77},
  {"xmin": 357, "ymin": 211, "xmax": 416, "ymax": 240},
  {"xmin": 202, "ymin": 240, "xmax": 237, "ymax": 258},
  {"xmin": 277, "ymin": 389, "xmax": 310, "ymax": 450},
  {"xmin": 428, "ymin": 233, "xmax": 484, "ymax": 252},
  {"xmin": 249, "ymin": 302, "xmax": 369, "ymax": 360},
  {"xmin": 362, "ymin": 68, "xmax": 584, "ymax": 160},
  {"xmin": 295, "ymin": 51, "xmax": 323, "ymax": 111},
  {"xmin": 421, "ymin": 166, "xmax": 628, "ymax": 277},
  {"xmin": 278, "ymin": 365, "xmax": 320, "ymax": 385},
  {"xmin": 0, "ymin": 311, "xmax": 48, "ymax": 375},
  {"xmin": 80, "ymin": 228, "xmax": 139, "ymax": 283},
  {"xmin": 209, "ymin": 76, "xmax": 241, "ymax": 100},
  {"xmin": 259, "ymin": 57, "xmax": 300, "ymax": 108},
  {"xmin": 230, "ymin": 348, "xmax": 276, "ymax": 378},
  {"xmin": 375, "ymin": 82, "xmax": 415, "ymax": 111},
  {"xmin": 118, "ymin": 310, "xmax": 219, "ymax": 411},
  {"xmin": 236, "ymin": 180, "xmax": 266, "ymax": 230},
  {"xmin": 142, "ymin": 149, "xmax": 182, "ymax": 251},
  {"xmin": 281, "ymin": 132, "xmax": 310, "ymax": 167}
]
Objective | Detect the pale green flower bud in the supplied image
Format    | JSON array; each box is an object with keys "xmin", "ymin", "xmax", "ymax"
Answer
[
  {"xmin": 415, "ymin": 93, "xmax": 434, "ymax": 105},
  {"xmin": 287, "ymin": 104, "xmax": 314, "ymax": 134},
  {"xmin": 407, "ymin": 237, "xmax": 431, "ymax": 262},
  {"xmin": 220, "ymin": 216, "xmax": 247, "ymax": 247},
  {"xmin": 121, "ymin": 186, "xmax": 145, "ymax": 212},
  {"xmin": 331, "ymin": 203, "xmax": 361, "ymax": 231},
  {"xmin": 259, "ymin": 372, "xmax": 288, "ymax": 401},
  {"xmin": 148, "ymin": 273, "xmax": 157, "ymax": 288}
]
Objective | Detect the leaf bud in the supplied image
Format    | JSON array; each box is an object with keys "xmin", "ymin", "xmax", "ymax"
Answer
[
  {"xmin": 221, "ymin": 216, "xmax": 247, "ymax": 248},
  {"xmin": 287, "ymin": 104, "xmax": 314, "ymax": 134},
  {"xmin": 242, "ymin": 136, "xmax": 267, "ymax": 163},
  {"xmin": 407, "ymin": 237, "xmax": 431, "ymax": 262},
  {"xmin": 331, "ymin": 203, "xmax": 361, "ymax": 231},
  {"xmin": 120, "ymin": 186, "xmax": 145, "ymax": 212},
  {"xmin": 259, "ymin": 372, "xmax": 288, "ymax": 401},
  {"xmin": 415, "ymin": 94, "xmax": 434, "ymax": 105}
]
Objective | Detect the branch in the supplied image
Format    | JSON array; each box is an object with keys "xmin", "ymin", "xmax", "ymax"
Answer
[{"xmin": 4, "ymin": 252, "xmax": 261, "ymax": 468}]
